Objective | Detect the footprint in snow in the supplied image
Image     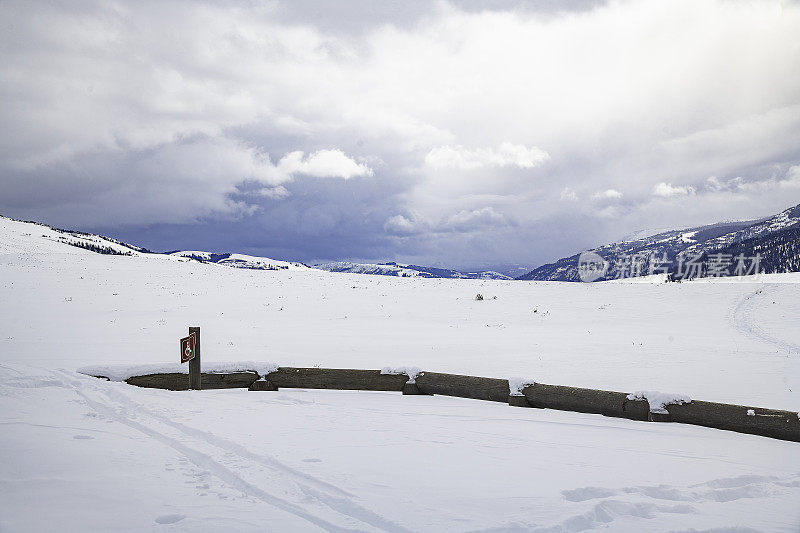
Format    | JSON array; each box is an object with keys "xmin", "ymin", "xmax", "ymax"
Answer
[{"xmin": 155, "ymin": 514, "xmax": 186, "ymax": 525}]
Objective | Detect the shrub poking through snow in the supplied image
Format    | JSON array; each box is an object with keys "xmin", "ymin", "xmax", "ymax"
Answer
[
  {"xmin": 627, "ymin": 390, "xmax": 692, "ymax": 414},
  {"xmin": 475, "ymin": 293, "xmax": 484, "ymax": 301}
]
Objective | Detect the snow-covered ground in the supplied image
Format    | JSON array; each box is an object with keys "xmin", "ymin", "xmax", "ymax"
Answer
[{"xmin": 1, "ymin": 217, "xmax": 799, "ymax": 531}]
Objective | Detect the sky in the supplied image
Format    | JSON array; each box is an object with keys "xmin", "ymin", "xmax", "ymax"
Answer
[{"xmin": 1, "ymin": 0, "xmax": 799, "ymax": 270}]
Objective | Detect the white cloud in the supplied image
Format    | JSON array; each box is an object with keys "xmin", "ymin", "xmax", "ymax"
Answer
[
  {"xmin": 444, "ymin": 207, "xmax": 507, "ymax": 231},
  {"xmin": 0, "ymin": 136, "xmax": 370, "ymax": 226},
  {"xmin": 783, "ymin": 165, "xmax": 800, "ymax": 188},
  {"xmin": 384, "ymin": 206, "xmax": 509, "ymax": 237},
  {"xmin": 384, "ymin": 214, "xmax": 420, "ymax": 236},
  {"xmin": 425, "ymin": 143, "xmax": 550, "ymax": 170},
  {"xmin": 653, "ymin": 182, "xmax": 696, "ymax": 198},
  {"xmin": 560, "ymin": 187, "xmax": 578, "ymax": 201},
  {"xmin": 251, "ymin": 186, "xmax": 290, "ymax": 200},
  {"xmin": 705, "ymin": 176, "xmax": 724, "ymax": 192},
  {"xmin": 592, "ymin": 189, "xmax": 623, "ymax": 201},
  {"xmin": 735, "ymin": 167, "xmax": 800, "ymax": 192},
  {"xmin": 700, "ymin": 167, "xmax": 800, "ymax": 195},
  {"xmin": 277, "ymin": 149, "xmax": 373, "ymax": 179}
]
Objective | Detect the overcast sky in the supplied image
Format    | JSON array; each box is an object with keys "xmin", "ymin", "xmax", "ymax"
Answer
[{"xmin": 1, "ymin": 0, "xmax": 799, "ymax": 269}]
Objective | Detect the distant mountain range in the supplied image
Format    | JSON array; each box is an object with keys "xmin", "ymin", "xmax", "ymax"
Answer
[
  {"xmin": 4, "ymin": 201, "xmax": 799, "ymax": 282},
  {"xmin": 517, "ymin": 203, "xmax": 800, "ymax": 281},
  {"xmin": 313, "ymin": 261, "xmax": 512, "ymax": 280}
]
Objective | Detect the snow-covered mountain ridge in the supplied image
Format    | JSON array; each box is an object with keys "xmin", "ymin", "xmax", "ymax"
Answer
[
  {"xmin": 314, "ymin": 261, "xmax": 512, "ymax": 280},
  {"xmin": 0, "ymin": 216, "xmax": 150, "ymax": 256},
  {"xmin": 518, "ymin": 202, "xmax": 800, "ymax": 281},
  {"xmin": 170, "ymin": 251, "xmax": 312, "ymax": 271},
  {"xmin": 0, "ymin": 215, "xmax": 512, "ymax": 279},
  {"xmin": 4, "ymin": 202, "xmax": 799, "ymax": 283}
]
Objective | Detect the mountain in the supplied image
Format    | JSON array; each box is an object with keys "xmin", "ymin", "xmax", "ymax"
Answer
[
  {"xmin": 314, "ymin": 261, "xmax": 434, "ymax": 278},
  {"xmin": 671, "ymin": 221, "xmax": 800, "ymax": 278},
  {"xmin": 0, "ymin": 216, "xmax": 151, "ymax": 256},
  {"xmin": 517, "ymin": 203, "xmax": 800, "ymax": 282},
  {"xmin": 169, "ymin": 251, "xmax": 312, "ymax": 271},
  {"xmin": 314, "ymin": 261, "xmax": 512, "ymax": 280},
  {"xmin": 458, "ymin": 262, "xmax": 536, "ymax": 279},
  {"xmin": 7, "ymin": 202, "xmax": 798, "ymax": 284},
  {"xmin": 0, "ymin": 215, "xmax": 312, "ymax": 271},
  {"xmin": 0, "ymin": 214, "xmax": 510, "ymax": 279}
]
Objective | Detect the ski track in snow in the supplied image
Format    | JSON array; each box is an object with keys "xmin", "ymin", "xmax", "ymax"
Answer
[
  {"xmin": 55, "ymin": 370, "xmax": 411, "ymax": 533},
  {"xmin": 732, "ymin": 285, "xmax": 800, "ymax": 355}
]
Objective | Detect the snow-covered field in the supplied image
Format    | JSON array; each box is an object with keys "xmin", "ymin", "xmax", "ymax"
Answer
[{"xmin": 1, "ymin": 217, "xmax": 799, "ymax": 531}]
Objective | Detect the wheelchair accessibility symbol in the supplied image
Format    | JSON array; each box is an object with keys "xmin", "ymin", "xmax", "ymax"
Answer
[{"xmin": 180, "ymin": 333, "xmax": 196, "ymax": 363}]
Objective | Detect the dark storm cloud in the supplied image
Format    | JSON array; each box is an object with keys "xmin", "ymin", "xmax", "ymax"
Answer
[{"xmin": 1, "ymin": 0, "xmax": 800, "ymax": 269}]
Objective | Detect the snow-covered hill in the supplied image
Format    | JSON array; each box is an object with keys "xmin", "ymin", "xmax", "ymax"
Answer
[
  {"xmin": 313, "ymin": 260, "xmax": 431, "ymax": 277},
  {"xmin": 171, "ymin": 251, "xmax": 313, "ymax": 271},
  {"xmin": 1, "ymin": 214, "xmax": 799, "ymax": 531},
  {"xmin": 518, "ymin": 202, "xmax": 800, "ymax": 281},
  {"xmin": 0, "ymin": 214, "xmax": 511, "ymax": 279},
  {"xmin": 0, "ymin": 215, "xmax": 152, "ymax": 256},
  {"xmin": 0, "ymin": 215, "xmax": 314, "ymax": 273}
]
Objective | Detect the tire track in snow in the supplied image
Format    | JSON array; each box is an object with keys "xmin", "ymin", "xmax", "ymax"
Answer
[
  {"xmin": 732, "ymin": 286, "xmax": 800, "ymax": 355},
  {"xmin": 61, "ymin": 371, "xmax": 411, "ymax": 533}
]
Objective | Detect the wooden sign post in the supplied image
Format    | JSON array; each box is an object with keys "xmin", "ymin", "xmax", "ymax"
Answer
[
  {"xmin": 180, "ymin": 327, "xmax": 201, "ymax": 390},
  {"xmin": 189, "ymin": 327, "xmax": 201, "ymax": 390}
]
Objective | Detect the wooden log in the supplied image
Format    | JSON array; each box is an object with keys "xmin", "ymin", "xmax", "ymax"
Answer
[
  {"xmin": 662, "ymin": 401, "xmax": 800, "ymax": 442},
  {"xmin": 264, "ymin": 367, "xmax": 408, "ymax": 391},
  {"xmin": 248, "ymin": 379, "xmax": 279, "ymax": 391},
  {"xmin": 402, "ymin": 382, "xmax": 429, "ymax": 395},
  {"xmin": 414, "ymin": 372, "xmax": 510, "ymax": 402},
  {"xmin": 508, "ymin": 395, "xmax": 531, "ymax": 407},
  {"xmin": 100, "ymin": 368, "xmax": 800, "ymax": 442},
  {"xmin": 125, "ymin": 371, "xmax": 259, "ymax": 391},
  {"xmin": 522, "ymin": 383, "xmax": 650, "ymax": 421},
  {"xmin": 126, "ymin": 373, "xmax": 186, "ymax": 390}
]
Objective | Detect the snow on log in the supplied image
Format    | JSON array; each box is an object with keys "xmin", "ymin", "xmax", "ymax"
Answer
[
  {"xmin": 381, "ymin": 366, "xmax": 422, "ymax": 383},
  {"xmin": 626, "ymin": 390, "xmax": 692, "ymax": 414}
]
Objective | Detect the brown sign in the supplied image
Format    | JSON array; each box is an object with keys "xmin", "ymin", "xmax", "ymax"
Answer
[{"xmin": 180, "ymin": 333, "xmax": 196, "ymax": 363}]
